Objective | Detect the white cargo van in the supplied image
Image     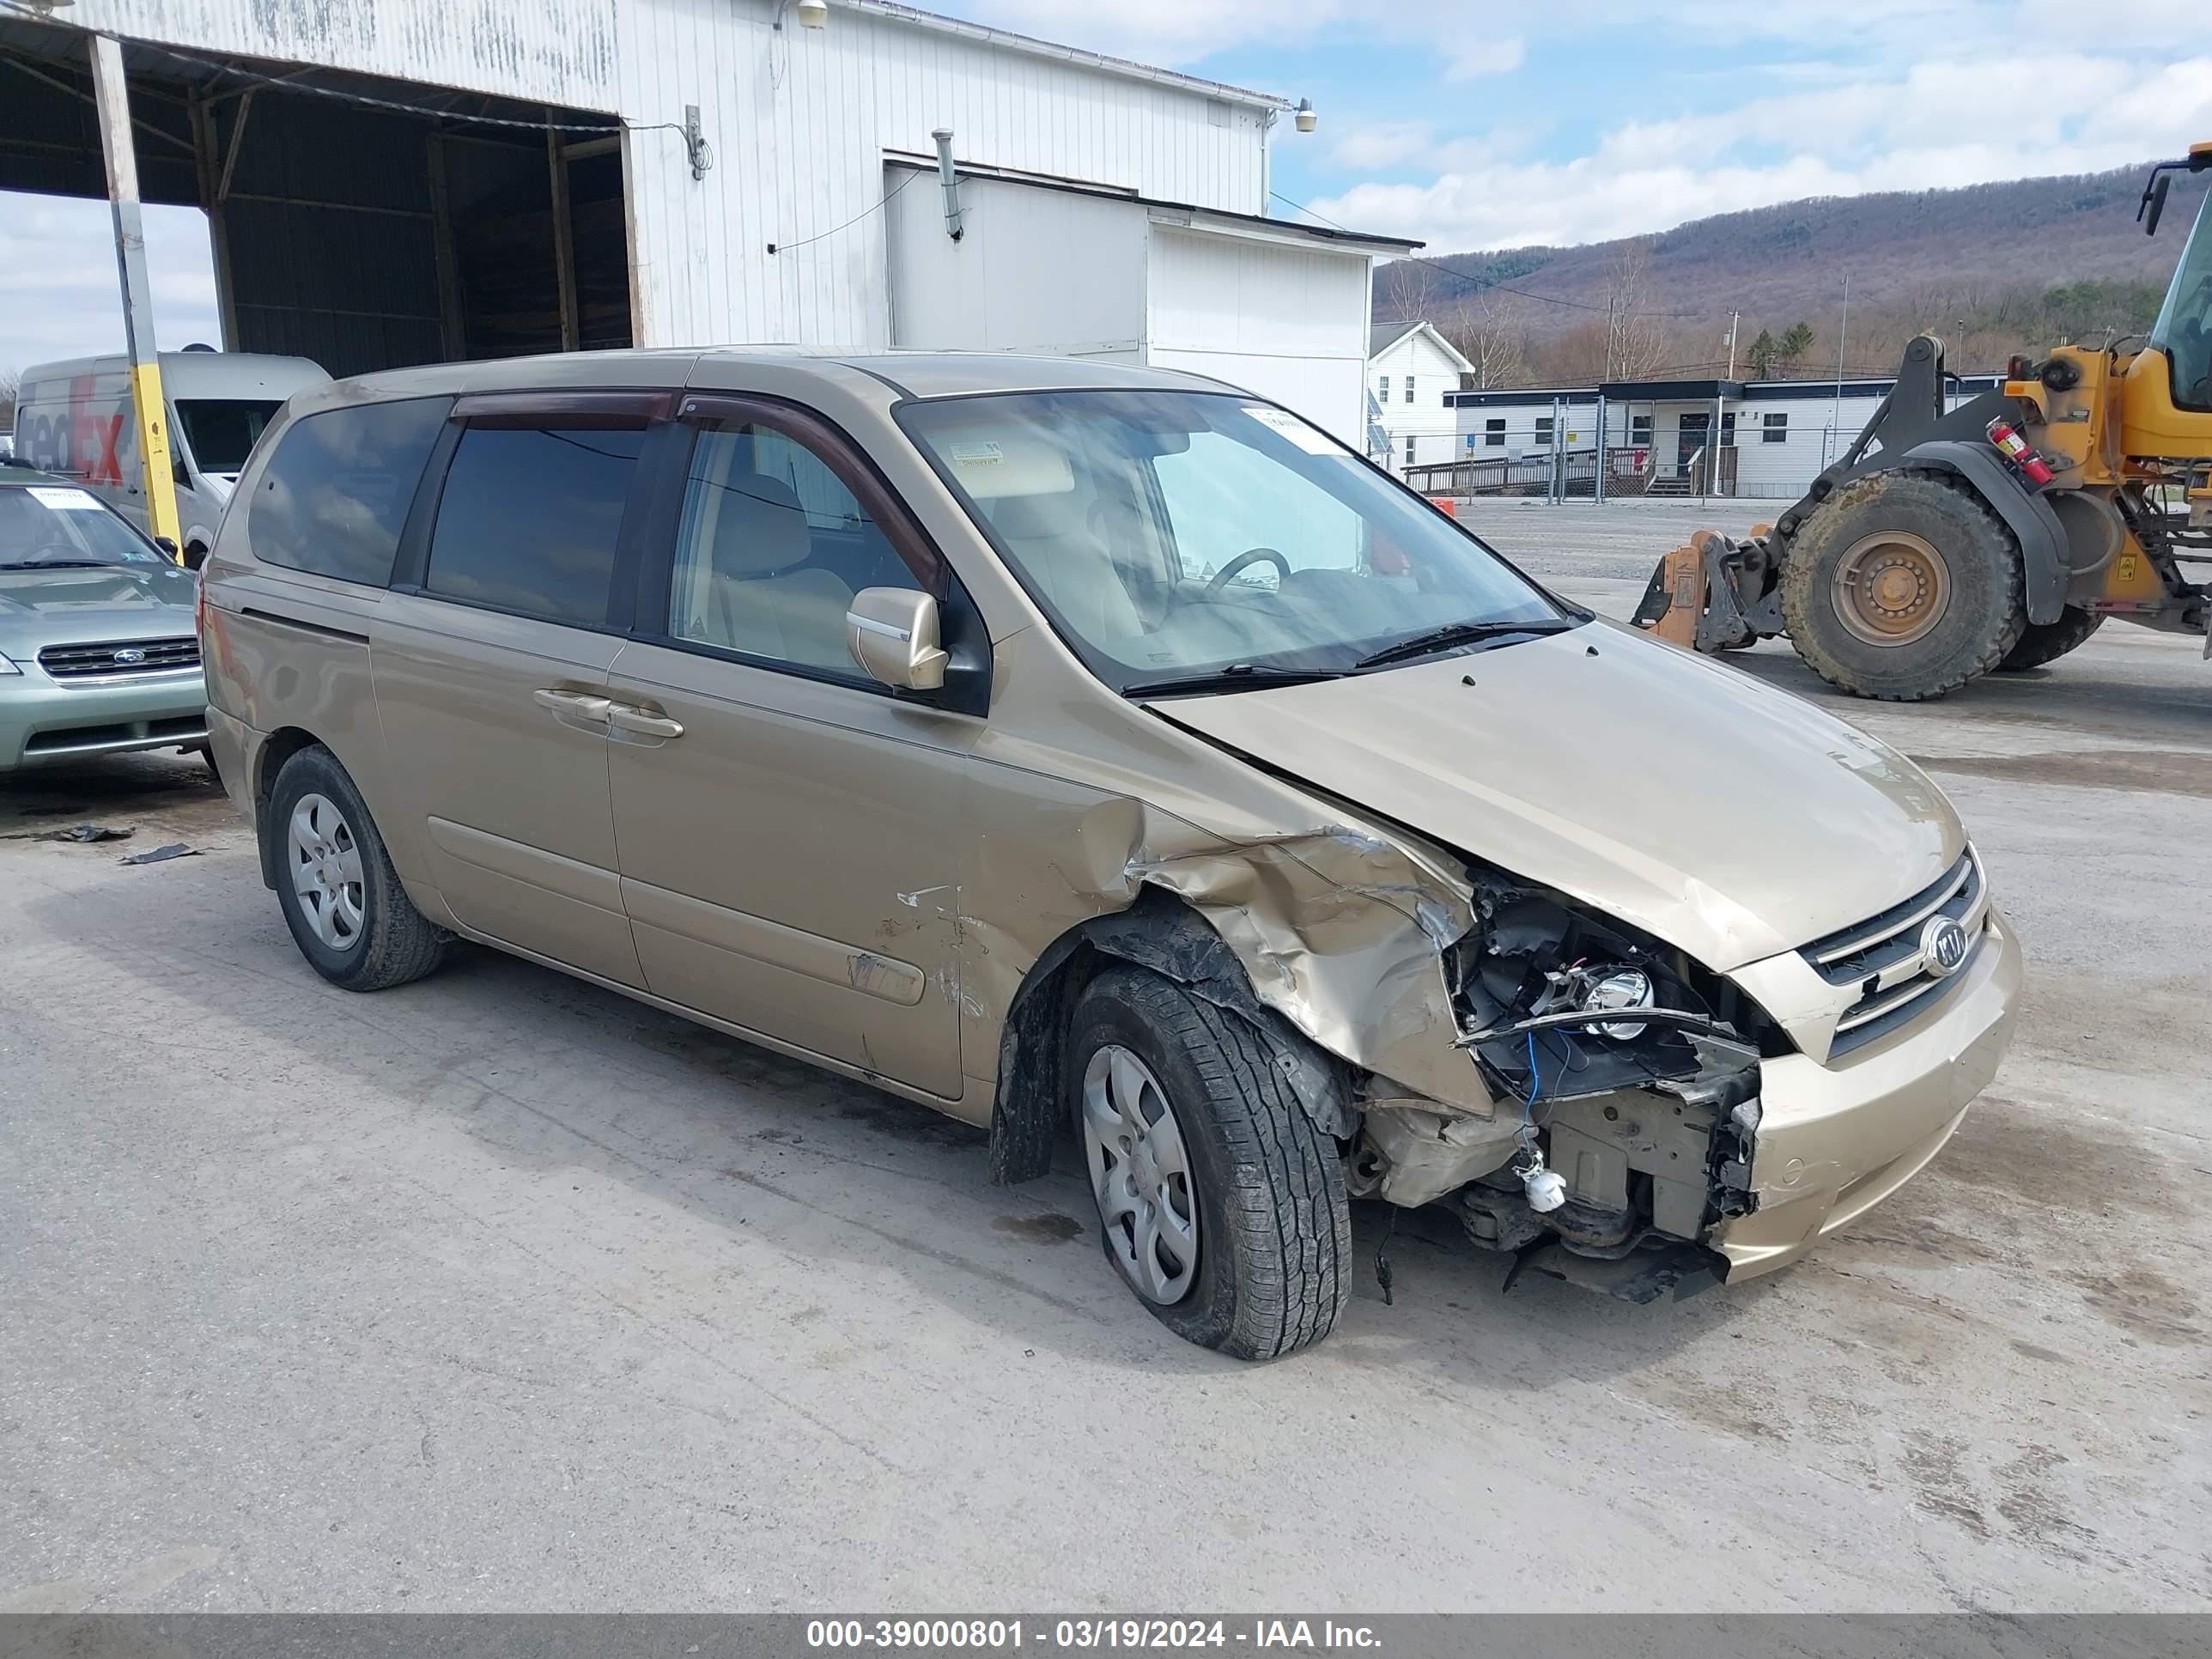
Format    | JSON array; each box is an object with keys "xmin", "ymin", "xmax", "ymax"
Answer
[{"xmin": 12, "ymin": 348, "xmax": 329, "ymax": 566}]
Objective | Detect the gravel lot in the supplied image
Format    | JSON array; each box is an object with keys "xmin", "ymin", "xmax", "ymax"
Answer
[{"xmin": 3, "ymin": 500, "xmax": 2207, "ymax": 1613}]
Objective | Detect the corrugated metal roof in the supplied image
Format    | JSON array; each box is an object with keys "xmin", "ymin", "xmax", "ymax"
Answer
[
  {"xmin": 885, "ymin": 153, "xmax": 1422, "ymax": 253},
  {"xmin": 62, "ymin": 0, "xmax": 619, "ymax": 110}
]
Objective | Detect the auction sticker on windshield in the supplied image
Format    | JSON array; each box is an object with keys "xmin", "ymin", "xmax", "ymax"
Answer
[
  {"xmin": 27, "ymin": 487, "xmax": 103, "ymax": 511},
  {"xmin": 1241, "ymin": 405, "xmax": 1337, "ymax": 454}
]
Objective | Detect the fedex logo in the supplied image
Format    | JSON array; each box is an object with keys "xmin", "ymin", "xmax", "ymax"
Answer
[{"xmin": 16, "ymin": 376, "xmax": 131, "ymax": 487}]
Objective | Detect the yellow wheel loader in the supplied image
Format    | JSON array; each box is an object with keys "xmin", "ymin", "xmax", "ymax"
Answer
[{"xmin": 1634, "ymin": 143, "xmax": 2212, "ymax": 700}]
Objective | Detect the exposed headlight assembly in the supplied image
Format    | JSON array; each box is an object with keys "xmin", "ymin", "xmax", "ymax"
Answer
[{"xmin": 1449, "ymin": 872, "xmax": 1777, "ymax": 1109}]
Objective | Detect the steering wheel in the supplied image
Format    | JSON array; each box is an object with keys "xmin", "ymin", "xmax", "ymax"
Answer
[{"xmin": 1206, "ymin": 547, "xmax": 1291, "ymax": 592}]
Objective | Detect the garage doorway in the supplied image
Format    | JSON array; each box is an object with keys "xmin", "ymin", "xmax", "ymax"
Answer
[{"xmin": 0, "ymin": 16, "xmax": 632, "ymax": 377}]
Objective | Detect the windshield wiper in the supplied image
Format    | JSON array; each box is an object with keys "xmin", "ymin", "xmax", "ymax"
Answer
[
  {"xmin": 0, "ymin": 559, "xmax": 113, "ymax": 570},
  {"xmin": 1123, "ymin": 663, "xmax": 1346, "ymax": 698},
  {"xmin": 1352, "ymin": 617, "xmax": 1574, "ymax": 672}
]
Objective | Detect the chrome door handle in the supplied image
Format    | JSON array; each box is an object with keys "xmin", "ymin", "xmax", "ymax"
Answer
[
  {"xmin": 608, "ymin": 704, "xmax": 684, "ymax": 739},
  {"xmin": 532, "ymin": 688, "xmax": 612, "ymax": 721}
]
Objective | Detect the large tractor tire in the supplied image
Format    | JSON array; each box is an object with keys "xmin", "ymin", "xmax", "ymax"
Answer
[
  {"xmin": 1997, "ymin": 605, "xmax": 2104, "ymax": 672},
  {"xmin": 1778, "ymin": 471, "xmax": 2026, "ymax": 701}
]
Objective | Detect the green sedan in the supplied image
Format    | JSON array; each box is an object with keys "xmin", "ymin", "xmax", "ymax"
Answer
[{"xmin": 0, "ymin": 465, "xmax": 210, "ymax": 775}]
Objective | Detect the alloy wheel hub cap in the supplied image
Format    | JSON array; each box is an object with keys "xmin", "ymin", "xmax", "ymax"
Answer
[
  {"xmin": 1080, "ymin": 1044, "xmax": 1200, "ymax": 1306},
  {"xmin": 288, "ymin": 793, "xmax": 367, "ymax": 953}
]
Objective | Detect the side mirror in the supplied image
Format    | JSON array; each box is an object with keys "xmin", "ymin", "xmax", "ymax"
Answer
[
  {"xmin": 2141, "ymin": 171, "xmax": 2171, "ymax": 237},
  {"xmin": 155, "ymin": 536, "xmax": 183, "ymax": 566},
  {"xmin": 846, "ymin": 586, "xmax": 949, "ymax": 692}
]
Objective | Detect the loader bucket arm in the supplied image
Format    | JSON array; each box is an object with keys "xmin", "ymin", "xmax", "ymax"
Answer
[
  {"xmin": 1632, "ymin": 333, "xmax": 2067, "ymax": 653},
  {"xmin": 1631, "ymin": 528, "xmax": 1778, "ymax": 652}
]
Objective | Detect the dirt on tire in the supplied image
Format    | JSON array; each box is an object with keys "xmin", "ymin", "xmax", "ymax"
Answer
[
  {"xmin": 1067, "ymin": 966, "xmax": 1349, "ymax": 1360},
  {"xmin": 1778, "ymin": 470, "xmax": 2027, "ymax": 702}
]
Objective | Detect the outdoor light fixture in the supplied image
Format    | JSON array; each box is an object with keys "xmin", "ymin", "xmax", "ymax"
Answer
[
  {"xmin": 1295, "ymin": 97, "xmax": 1317, "ymax": 133},
  {"xmin": 796, "ymin": 0, "xmax": 829, "ymax": 26}
]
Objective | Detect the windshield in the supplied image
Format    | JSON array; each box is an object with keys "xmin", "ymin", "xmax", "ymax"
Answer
[
  {"xmin": 2149, "ymin": 190, "xmax": 2212, "ymax": 411},
  {"xmin": 0, "ymin": 484, "xmax": 170, "ymax": 566},
  {"xmin": 174, "ymin": 398, "xmax": 283, "ymax": 475},
  {"xmin": 900, "ymin": 390, "xmax": 1570, "ymax": 690}
]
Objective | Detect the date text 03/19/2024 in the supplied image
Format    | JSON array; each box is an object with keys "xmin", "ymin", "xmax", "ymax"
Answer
[{"xmin": 805, "ymin": 1621, "xmax": 1385, "ymax": 1650}]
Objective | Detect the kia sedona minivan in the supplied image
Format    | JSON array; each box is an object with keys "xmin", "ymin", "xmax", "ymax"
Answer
[{"xmin": 199, "ymin": 350, "xmax": 2020, "ymax": 1358}]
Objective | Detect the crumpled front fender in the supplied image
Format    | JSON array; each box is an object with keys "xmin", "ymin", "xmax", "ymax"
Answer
[{"xmin": 965, "ymin": 781, "xmax": 1494, "ymax": 1183}]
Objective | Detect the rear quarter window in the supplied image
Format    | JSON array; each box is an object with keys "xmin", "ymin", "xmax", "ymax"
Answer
[{"xmin": 250, "ymin": 397, "xmax": 451, "ymax": 585}]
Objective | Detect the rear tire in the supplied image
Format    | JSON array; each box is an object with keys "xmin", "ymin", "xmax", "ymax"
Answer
[
  {"xmin": 1997, "ymin": 605, "xmax": 2103, "ymax": 672},
  {"xmin": 1068, "ymin": 966, "xmax": 1350, "ymax": 1360},
  {"xmin": 267, "ymin": 745, "xmax": 447, "ymax": 992},
  {"xmin": 1778, "ymin": 471, "xmax": 2025, "ymax": 701}
]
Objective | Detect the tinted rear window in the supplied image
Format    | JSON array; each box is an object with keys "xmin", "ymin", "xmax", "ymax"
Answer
[
  {"xmin": 251, "ymin": 398, "xmax": 450, "ymax": 586},
  {"xmin": 422, "ymin": 424, "xmax": 644, "ymax": 627}
]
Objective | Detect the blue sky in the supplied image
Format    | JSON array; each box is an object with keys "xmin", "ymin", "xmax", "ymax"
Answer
[
  {"xmin": 4, "ymin": 1, "xmax": 2209, "ymax": 376},
  {"xmin": 950, "ymin": 0, "xmax": 2212, "ymax": 249}
]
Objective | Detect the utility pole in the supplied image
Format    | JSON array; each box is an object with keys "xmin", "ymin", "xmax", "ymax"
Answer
[
  {"xmin": 90, "ymin": 34, "xmax": 183, "ymax": 558},
  {"xmin": 1826, "ymin": 274, "xmax": 1850, "ymax": 469},
  {"xmin": 1706, "ymin": 310, "xmax": 1738, "ymax": 502}
]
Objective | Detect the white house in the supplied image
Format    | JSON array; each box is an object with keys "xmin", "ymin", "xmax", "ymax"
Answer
[
  {"xmin": 1367, "ymin": 320, "xmax": 1474, "ymax": 473},
  {"xmin": 15, "ymin": 1, "xmax": 1408, "ymax": 447},
  {"xmin": 1438, "ymin": 371, "xmax": 2007, "ymax": 499}
]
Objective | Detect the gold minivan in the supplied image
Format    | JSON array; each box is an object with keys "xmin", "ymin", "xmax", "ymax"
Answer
[{"xmin": 201, "ymin": 349, "xmax": 2021, "ymax": 1358}]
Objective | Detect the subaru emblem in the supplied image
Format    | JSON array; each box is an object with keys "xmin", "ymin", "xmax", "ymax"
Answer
[
  {"xmin": 1920, "ymin": 915, "xmax": 1971, "ymax": 978},
  {"xmin": 112, "ymin": 647, "xmax": 148, "ymax": 666}
]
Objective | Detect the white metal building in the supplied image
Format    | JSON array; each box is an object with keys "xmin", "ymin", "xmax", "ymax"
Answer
[
  {"xmin": 1443, "ymin": 372, "xmax": 2007, "ymax": 498},
  {"xmin": 4, "ymin": 0, "xmax": 1408, "ymax": 445},
  {"xmin": 1366, "ymin": 320, "xmax": 1474, "ymax": 474},
  {"xmin": 884, "ymin": 157, "xmax": 1408, "ymax": 441}
]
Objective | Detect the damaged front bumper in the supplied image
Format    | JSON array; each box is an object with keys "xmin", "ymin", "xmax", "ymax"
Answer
[
  {"xmin": 1351, "ymin": 896, "xmax": 2021, "ymax": 1298},
  {"xmin": 1713, "ymin": 909, "xmax": 2021, "ymax": 1276}
]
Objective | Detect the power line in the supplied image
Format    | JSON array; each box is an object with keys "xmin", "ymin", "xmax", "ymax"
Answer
[
  {"xmin": 1269, "ymin": 190, "xmax": 1700, "ymax": 319},
  {"xmin": 771, "ymin": 170, "xmax": 918, "ymax": 254}
]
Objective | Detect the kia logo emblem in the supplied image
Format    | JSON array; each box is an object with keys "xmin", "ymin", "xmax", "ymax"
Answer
[
  {"xmin": 1921, "ymin": 915, "xmax": 1971, "ymax": 978},
  {"xmin": 112, "ymin": 647, "xmax": 148, "ymax": 665}
]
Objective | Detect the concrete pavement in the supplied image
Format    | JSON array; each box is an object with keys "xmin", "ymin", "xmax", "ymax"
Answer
[{"xmin": 3, "ymin": 502, "xmax": 2206, "ymax": 1612}]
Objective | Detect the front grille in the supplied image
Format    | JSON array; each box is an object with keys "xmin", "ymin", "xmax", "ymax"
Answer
[
  {"xmin": 1802, "ymin": 850, "xmax": 1990, "ymax": 1059},
  {"xmin": 36, "ymin": 635, "xmax": 200, "ymax": 678}
]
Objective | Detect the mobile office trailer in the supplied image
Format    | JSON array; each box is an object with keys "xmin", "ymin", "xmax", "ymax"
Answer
[{"xmin": 12, "ymin": 349, "xmax": 329, "ymax": 565}]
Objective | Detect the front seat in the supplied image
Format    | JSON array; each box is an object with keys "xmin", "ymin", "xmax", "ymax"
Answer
[
  {"xmin": 983, "ymin": 492, "xmax": 1146, "ymax": 648},
  {"xmin": 696, "ymin": 475, "xmax": 855, "ymax": 670}
]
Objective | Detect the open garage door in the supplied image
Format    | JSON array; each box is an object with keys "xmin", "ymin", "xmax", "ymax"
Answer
[{"xmin": 0, "ymin": 14, "xmax": 632, "ymax": 377}]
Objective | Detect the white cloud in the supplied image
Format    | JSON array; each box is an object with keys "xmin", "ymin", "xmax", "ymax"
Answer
[
  {"xmin": 0, "ymin": 195, "xmax": 220, "ymax": 380},
  {"xmin": 1310, "ymin": 52, "xmax": 2212, "ymax": 250},
  {"xmin": 948, "ymin": 0, "xmax": 2190, "ymax": 68},
  {"xmin": 1327, "ymin": 120, "xmax": 1434, "ymax": 171},
  {"xmin": 1446, "ymin": 38, "xmax": 1522, "ymax": 82}
]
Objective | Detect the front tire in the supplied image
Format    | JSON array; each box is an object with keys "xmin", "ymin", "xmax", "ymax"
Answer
[
  {"xmin": 1068, "ymin": 967, "xmax": 1350, "ymax": 1360},
  {"xmin": 1779, "ymin": 471, "xmax": 2025, "ymax": 701},
  {"xmin": 267, "ymin": 745, "xmax": 447, "ymax": 992}
]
